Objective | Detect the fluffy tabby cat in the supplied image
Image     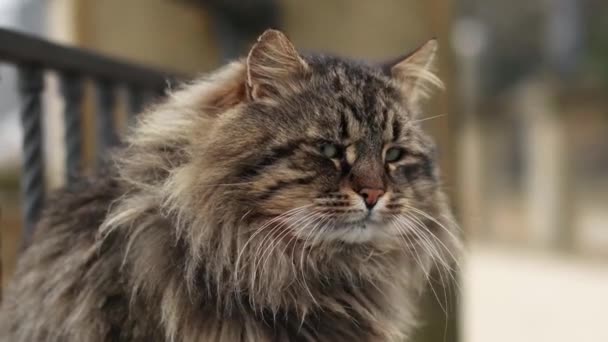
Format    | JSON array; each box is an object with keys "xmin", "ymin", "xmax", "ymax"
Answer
[{"xmin": 0, "ymin": 30, "xmax": 459, "ymax": 341}]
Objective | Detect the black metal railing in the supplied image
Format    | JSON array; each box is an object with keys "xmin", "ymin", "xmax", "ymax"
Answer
[{"xmin": 0, "ymin": 28, "xmax": 185, "ymax": 242}]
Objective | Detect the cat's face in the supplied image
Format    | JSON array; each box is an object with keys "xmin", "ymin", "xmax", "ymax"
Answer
[{"xmin": 201, "ymin": 31, "xmax": 446, "ymax": 245}]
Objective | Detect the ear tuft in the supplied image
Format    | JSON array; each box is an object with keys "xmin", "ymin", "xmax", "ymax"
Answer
[
  {"xmin": 246, "ymin": 29, "xmax": 308, "ymax": 100},
  {"xmin": 386, "ymin": 39, "xmax": 443, "ymax": 104}
]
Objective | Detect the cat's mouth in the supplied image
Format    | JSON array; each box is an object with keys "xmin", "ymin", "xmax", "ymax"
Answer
[
  {"xmin": 266, "ymin": 205, "xmax": 393, "ymax": 244},
  {"xmin": 296, "ymin": 211, "xmax": 391, "ymax": 243},
  {"xmin": 334, "ymin": 214, "xmax": 387, "ymax": 231},
  {"xmin": 337, "ymin": 211, "xmax": 373, "ymax": 226}
]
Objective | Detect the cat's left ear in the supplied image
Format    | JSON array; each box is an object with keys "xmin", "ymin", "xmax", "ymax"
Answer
[
  {"xmin": 246, "ymin": 29, "xmax": 308, "ymax": 100},
  {"xmin": 382, "ymin": 39, "xmax": 443, "ymax": 104}
]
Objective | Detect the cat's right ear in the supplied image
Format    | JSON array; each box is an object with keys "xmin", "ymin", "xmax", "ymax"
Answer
[
  {"xmin": 246, "ymin": 29, "xmax": 308, "ymax": 100},
  {"xmin": 381, "ymin": 39, "xmax": 443, "ymax": 105}
]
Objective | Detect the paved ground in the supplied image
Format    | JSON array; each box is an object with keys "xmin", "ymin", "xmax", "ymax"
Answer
[{"xmin": 463, "ymin": 244, "xmax": 608, "ymax": 342}]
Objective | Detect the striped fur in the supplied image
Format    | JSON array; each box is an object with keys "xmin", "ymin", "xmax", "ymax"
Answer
[{"xmin": 0, "ymin": 30, "xmax": 459, "ymax": 341}]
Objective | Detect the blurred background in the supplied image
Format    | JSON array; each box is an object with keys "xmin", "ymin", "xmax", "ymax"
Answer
[{"xmin": 1, "ymin": 1, "xmax": 607, "ymax": 341}]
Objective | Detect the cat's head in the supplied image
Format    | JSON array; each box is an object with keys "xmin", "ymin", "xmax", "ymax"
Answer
[
  {"xmin": 117, "ymin": 29, "xmax": 453, "ymax": 250},
  {"xmin": 205, "ymin": 29, "xmax": 449, "ymax": 244}
]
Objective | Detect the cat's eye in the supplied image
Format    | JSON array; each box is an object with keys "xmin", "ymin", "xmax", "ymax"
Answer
[
  {"xmin": 385, "ymin": 147, "xmax": 404, "ymax": 163},
  {"xmin": 320, "ymin": 143, "xmax": 342, "ymax": 159}
]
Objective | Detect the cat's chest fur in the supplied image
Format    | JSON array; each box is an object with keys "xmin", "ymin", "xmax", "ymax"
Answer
[
  {"xmin": 114, "ymin": 223, "xmax": 418, "ymax": 342},
  {"xmin": 130, "ymin": 272, "xmax": 416, "ymax": 342}
]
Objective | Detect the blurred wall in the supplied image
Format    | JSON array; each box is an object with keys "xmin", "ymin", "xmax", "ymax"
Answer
[
  {"xmin": 283, "ymin": 0, "xmax": 429, "ymax": 58},
  {"xmin": 75, "ymin": 0, "xmax": 219, "ymax": 73}
]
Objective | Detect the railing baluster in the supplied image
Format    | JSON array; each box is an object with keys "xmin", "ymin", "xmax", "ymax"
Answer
[
  {"xmin": 17, "ymin": 65, "xmax": 45, "ymax": 242},
  {"xmin": 95, "ymin": 79, "xmax": 117, "ymax": 166},
  {"xmin": 60, "ymin": 73, "xmax": 84, "ymax": 182}
]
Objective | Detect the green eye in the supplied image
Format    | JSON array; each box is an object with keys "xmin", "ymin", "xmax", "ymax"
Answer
[
  {"xmin": 385, "ymin": 147, "xmax": 404, "ymax": 162},
  {"xmin": 320, "ymin": 143, "xmax": 342, "ymax": 159}
]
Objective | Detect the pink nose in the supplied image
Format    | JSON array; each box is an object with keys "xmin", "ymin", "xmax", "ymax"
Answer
[{"xmin": 358, "ymin": 188, "xmax": 385, "ymax": 209}]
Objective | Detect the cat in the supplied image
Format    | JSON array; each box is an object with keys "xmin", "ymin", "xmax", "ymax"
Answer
[{"xmin": 0, "ymin": 29, "xmax": 459, "ymax": 341}]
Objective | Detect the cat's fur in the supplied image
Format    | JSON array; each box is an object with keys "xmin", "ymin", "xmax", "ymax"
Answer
[{"xmin": 0, "ymin": 30, "xmax": 459, "ymax": 341}]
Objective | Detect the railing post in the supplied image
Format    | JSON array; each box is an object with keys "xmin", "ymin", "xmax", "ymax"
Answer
[
  {"xmin": 60, "ymin": 73, "xmax": 84, "ymax": 182},
  {"xmin": 1, "ymin": 28, "xmax": 183, "ymax": 249},
  {"xmin": 128, "ymin": 86, "xmax": 144, "ymax": 122},
  {"xmin": 17, "ymin": 65, "xmax": 45, "ymax": 243},
  {"xmin": 95, "ymin": 79, "xmax": 117, "ymax": 166}
]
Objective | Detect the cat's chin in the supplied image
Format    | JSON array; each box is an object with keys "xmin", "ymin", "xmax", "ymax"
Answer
[{"xmin": 299, "ymin": 220, "xmax": 395, "ymax": 244}]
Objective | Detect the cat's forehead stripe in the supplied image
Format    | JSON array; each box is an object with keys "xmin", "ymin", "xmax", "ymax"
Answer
[
  {"xmin": 392, "ymin": 117, "xmax": 402, "ymax": 142},
  {"xmin": 316, "ymin": 60, "xmax": 400, "ymax": 138},
  {"xmin": 234, "ymin": 138, "xmax": 306, "ymax": 180},
  {"xmin": 339, "ymin": 111, "xmax": 349, "ymax": 140}
]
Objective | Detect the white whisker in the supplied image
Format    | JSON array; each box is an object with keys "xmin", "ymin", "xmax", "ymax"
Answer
[
  {"xmin": 392, "ymin": 216, "xmax": 447, "ymax": 315},
  {"xmin": 234, "ymin": 205, "xmax": 311, "ymax": 282},
  {"xmin": 400, "ymin": 214, "xmax": 451, "ymax": 317},
  {"xmin": 411, "ymin": 113, "xmax": 446, "ymax": 124}
]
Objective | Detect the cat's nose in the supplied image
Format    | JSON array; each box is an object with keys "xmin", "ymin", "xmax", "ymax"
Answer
[{"xmin": 358, "ymin": 188, "xmax": 385, "ymax": 209}]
